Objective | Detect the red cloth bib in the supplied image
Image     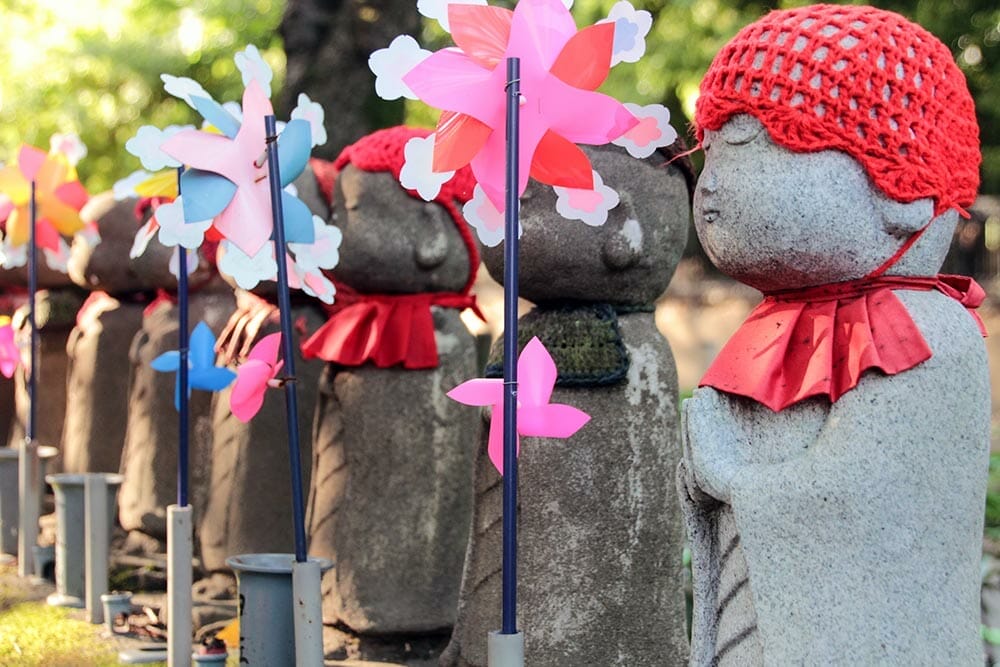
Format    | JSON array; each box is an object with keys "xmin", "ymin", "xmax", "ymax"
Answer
[
  {"xmin": 699, "ymin": 274, "xmax": 986, "ymax": 412},
  {"xmin": 300, "ymin": 286, "xmax": 480, "ymax": 370}
]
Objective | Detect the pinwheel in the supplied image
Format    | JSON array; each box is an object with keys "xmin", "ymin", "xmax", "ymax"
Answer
[
  {"xmin": 0, "ymin": 317, "xmax": 18, "ymax": 379},
  {"xmin": 151, "ymin": 321, "xmax": 236, "ymax": 409},
  {"xmin": 448, "ymin": 337, "xmax": 590, "ymax": 474},
  {"xmin": 370, "ymin": 0, "xmax": 677, "ymax": 241},
  {"xmin": 229, "ymin": 332, "xmax": 282, "ymax": 422},
  {"xmin": 0, "ymin": 144, "xmax": 88, "ymax": 267}
]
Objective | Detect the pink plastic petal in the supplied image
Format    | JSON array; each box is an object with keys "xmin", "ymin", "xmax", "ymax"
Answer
[
  {"xmin": 541, "ymin": 79, "xmax": 638, "ymax": 144},
  {"xmin": 549, "ymin": 22, "xmax": 615, "ymax": 91},
  {"xmin": 230, "ymin": 360, "xmax": 273, "ymax": 422},
  {"xmin": 449, "ymin": 4, "xmax": 513, "ymax": 69},
  {"xmin": 0, "ymin": 197, "xmax": 12, "ymax": 223},
  {"xmin": 447, "ymin": 377, "xmax": 503, "ymax": 406},
  {"xmin": 519, "ymin": 403, "xmax": 590, "ymax": 438},
  {"xmin": 17, "ymin": 145, "xmax": 47, "ymax": 182},
  {"xmin": 529, "ymin": 131, "xmax": 594, "ymax": 190},
  {"xmin": 434, "ymin": 111, "xmax": 493, "ymax": 173},
  {"xmin": 54, "ymin": 180, "xmax": 89, "ymax": 210},
  {"xmin": 403, "ymin": 49, "xmax": 505, "ymax": 128},
  {"xmin": 487, "ymin": 414, "xmax": 520, "ymax": 476},
  {"xmin": 507, "ymin": 0, "xmax": 578, "ymax": 70},
  {"xmin": 517, "ymin": 337, "xmax": 557, "ymax": 407},
  {"xmin": 248, "ymin": 332, "xmax": 282, "ymax": 364}
]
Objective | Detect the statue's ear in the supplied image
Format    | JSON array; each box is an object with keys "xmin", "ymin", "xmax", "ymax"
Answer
[{"xmin": 874, "ymin": 191, "xmax": 933, "ymax": 238}]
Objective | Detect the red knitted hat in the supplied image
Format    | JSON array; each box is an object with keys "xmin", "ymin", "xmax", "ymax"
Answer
[
  {"xmin": 696, "ymin": 4, "xmax": 980, "ymax": 216},
  {"xmin": 309, "ymin": 126, "xmax": 479, "ymax": 294}
]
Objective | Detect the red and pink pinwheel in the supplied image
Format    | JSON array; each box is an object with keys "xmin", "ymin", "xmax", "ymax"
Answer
[
  {"xmin": 448, "ymin": 337, "xmax": 590, "ymax": 475},
  {"xmin": 370, "ymin": 0, "xmax": 677, "ymax": 242},
  {"xmin": 0, "ymin": 317, "xmax": 18, "ymax": 379},
  {"xmin": 230, "ymin": 333, "xmax": 284, "ymax": 422}
]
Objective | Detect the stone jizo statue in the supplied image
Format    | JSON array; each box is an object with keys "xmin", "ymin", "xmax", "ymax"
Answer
[{"xmin": 680, "ymin": 5, "xmax": 987, "ymax": 665}]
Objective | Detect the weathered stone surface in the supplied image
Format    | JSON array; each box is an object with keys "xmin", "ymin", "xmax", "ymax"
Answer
[
  {"xmin": 444, "ymin": 144, "xmax": 692, "ymax": 666},
  {"xmin": 61, "ymin": 296, "xmax": 145, "ymax": 473},
  {"xmin": 117, "ymin": 285, "xmax": 235, "ymax": 540},
  {"xmin": 308, "ymin": 308, "xmax": 477, "ymax": 633},
  {"xmin": 69, "ymin": 193, "xmax": 160, "ymax": 294},
  {"xmin": 680, "ymin": 114, "xmax": 988, "ymax": 665},
  {"xmin": 7, "ymin": 288, "xmax": 87, "ymax": 458},
  {"xmin": 306, "ymin": 152, "xmax": 480, "ymax": 636},
  {"xmin": 198, "ymin": 295, "xmax": 326, "ymax": 572}
]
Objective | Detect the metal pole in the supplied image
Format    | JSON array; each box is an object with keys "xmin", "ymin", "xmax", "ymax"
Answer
[
  {"xmin": 263, "ymin": 114, "xmax": 307, "ymax": 564},
  {"xmin": 18, "ymin": 179, "xmax": 40, "ymax": 577},
  {"xmin": 501, "ymin": 56, "xmax": 521, "ymax": 635},
  {"xmin": 176, "ymin": 167, "xmax": 190, "ymax": 508}
]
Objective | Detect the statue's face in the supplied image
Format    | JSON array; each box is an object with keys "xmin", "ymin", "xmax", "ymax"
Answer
[
  {"xmin": 330, "ymin": 165, "xmax": 469, "ymax": 294},
  {"xmin": 480, "ymin": 144, "xmax": 689, "ymax": 305},
  {"xmin": 694, "ymin": 115, "xmax": 907, "ymax": 291}
]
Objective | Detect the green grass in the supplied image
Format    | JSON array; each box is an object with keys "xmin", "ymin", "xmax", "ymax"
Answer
[
  {"xmin": 986, "ymin": 454, "xmax": 1000, "ymax": 540},
  {"xmin": 0, "ymin": 603, "xmax": 120, "ymax": 666}
]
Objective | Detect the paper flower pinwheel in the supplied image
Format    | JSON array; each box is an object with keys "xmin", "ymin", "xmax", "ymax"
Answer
[
  {"xmin": 448, "ymin": 337, "xmax": 590, "ymax": 474},
  {"xmin": 0, "ymin": 317, "xmax": 19, "ymax": 379},
  {"xmin": 0, "ymin": 143, "xmax": 89, "ymax": 269},
  {"xmin": 121, "ymin": 45, "xmax": 335, "ymax": 291},
  {"xmin": 151, "ymin": 321, "xmax": 237, "ymax": 409},
  {"xmin": 230, "ymin": 332, "xmax": 283, "ymax": 422},
  {"xmin": 370, "ymin": 0, "xmax": 677, "ymax": 237}
]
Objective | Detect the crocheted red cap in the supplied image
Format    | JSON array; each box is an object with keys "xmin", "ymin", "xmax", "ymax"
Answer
[
  {"xmin": 310, "ymin": 126, "xmax": 479, "ymax": 294},
  {"xmin": 696, "ymin": 4, "xmax": 980, "ymax": 216}
]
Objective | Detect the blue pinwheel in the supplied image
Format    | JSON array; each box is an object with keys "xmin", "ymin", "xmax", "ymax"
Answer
[{"xmin": 151, "ymin": 321, "xmax": 236, "ymax": 409}]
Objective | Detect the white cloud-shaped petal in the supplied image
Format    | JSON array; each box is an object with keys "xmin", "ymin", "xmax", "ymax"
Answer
[
  {"xmin": 1, "ymin": 242, "xmax": 26, "ymax": 269},
  {"xmin": 369, "ymin": 35, "xmax": 432, "ymax": 100},
  {"xmin": 463, "ymin": 184, "xmax": 520, "ymax": 247},
  {"xmin": 553, "ymin": 170, "xmax": 620, "ymax": 227},
  {"xmin": 288, "ymin": 215, "xmax": 342, "ymax": 272},
  {"xmin": 130, "ymin": 218, "xmax": 158, "ymax": 259},
  {"xmin": 161, "ymin": 74, "xmax": 212, "ymax": 109},
  {"xmin": 399, "ymin": 134, "xmax": 453, "ymax": 201},
  {"xmin": 154, "ymin": 198, "xmax": 212, "ymax": 249},
  {"xmin": 75, "ymin": 223, "xmax": 102, "ymax": 250},
  {"xmin": 168, "ymin": 247, "xmax": 199, "ymax": 279},
  {"xmin": 599, "ymin": 1, "xmax": 652, "ymax": 66},
  {"xmin": 291, "ymin": 259, "xmax": 336, "ymax": 304},
  {"xmin": 235, "ymin": 44, "xmax": 273, "ymax": 98},
  {"xmin": 611, "ymin": 103, "xmax": 678, "ymax": 158},
  {"xmin": 42, "ymin": 238, "xmax": 71, "ymax": 273},
  {"xmin": 217, "ymin": 240, "xmax": 277, "ymax": 290},
  {"xmin": 49, "ymin": 134, "xmax": 88, "ymax": 167},
  {"xmin": 113, "ymin": 170, "xmax": 153, "ymax": 201},
  {"xmin": 125, "ymin": 125, "xmax": 190, "ymax": 171},
  {"xmin": 290, "ymin": 93, "xmax": 328, "ymax": 147},
  {"xmin": 222, "ymin": 101, "xmax": 243, "ymax": 123}
]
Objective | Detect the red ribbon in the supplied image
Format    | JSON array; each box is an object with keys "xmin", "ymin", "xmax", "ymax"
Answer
[
  {"xmin": 699, "ymin": 274, "xmax": 986, "ymax": 412},
  {"xmin": 300, "ymin": 285, "xmax": 483, "ymax": 370}
]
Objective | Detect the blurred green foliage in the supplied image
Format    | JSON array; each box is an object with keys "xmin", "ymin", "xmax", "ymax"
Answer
[
  {"xmin": 0, "ymin": 0, "xmax": 284, "ymax": 192},
  {"xmin": 0, "ymin": 0, "xmax": 997, "ymax": 193}
]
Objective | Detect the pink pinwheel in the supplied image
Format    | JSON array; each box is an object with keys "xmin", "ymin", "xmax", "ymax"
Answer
[
  {"xmin": 159, "ymin": 80, "xmax": 315, "ymax": 258},
  {"xmin": 447, "ymin": 336, "xmax": 590, "ymax": 474},
  {"xmin": 403, "ymin": 0, "xmax": 639, "ymax": 212},
  {"xmin": 230, "ymin": 332, "xmax": 284, "ymax": 422},
  {"xmin": 0, "ymin": 319, "xmax": 19, "ymax": 378}
]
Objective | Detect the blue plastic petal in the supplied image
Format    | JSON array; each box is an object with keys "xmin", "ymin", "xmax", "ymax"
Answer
[
  {"xmin": 276, "ymin": 119, "xmax": 312, "ymax": 186},
  {"xmin": 180, "ymin": 169, "xmax": 237, "ymax": 222},
  {"xmin": 189, "ymin": 322, "xmax": 218, "ymax": 369},
  {"xmin": 190, "ymin": 95, "xmax": 241, "ymax": 139},
  {"xmin": 151, "ymin": 351, "xmax": 180, "ymax": 372},
  {"xmin": 280, "ymin": 192, "xmax": 316, "ymax": 245},
  {"xmin": 192, "ymin": 367, "xmax": 237, "ymax": 392}
]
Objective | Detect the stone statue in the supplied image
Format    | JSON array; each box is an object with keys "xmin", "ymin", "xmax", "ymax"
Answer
[
  {"xmin": 197, "ymin": 163, "xmax": 330, "ymax": 578},
  {"xmin": 302, "ymin": 127, "xmax": 480, "ymax": 645},
  {"xmin": 442, "ymin": 142, "xmax": 693, "ymax": 666},
  {"xmin": 680, "ymin": 6, "xmax": 987, "ymax": 665},
  {"xmin": 117, "ymin": 200, "xmax": 232, "ymax": 549},
  {"xmin": 61, "ymin": 193, "xmax": 164, "ymax": 473}
]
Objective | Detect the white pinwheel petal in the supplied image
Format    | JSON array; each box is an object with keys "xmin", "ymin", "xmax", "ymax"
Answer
[
  {"xmin": 155, "ymin": 198, "xmax": 213, "ymax": 249},
  {"xmin": 235, "ymin": 44, "xmax": 274, "ymax": 98},
  {"xmin": 399, "ymin": 134, "xmax": 454, "ymax": 201},
  {"xmin": 290, "ymin": 93, "xmax": 328, "ymax": 147},
  {"xmin": 553, "ymin": 170, "xmax": 620, "ymax": 227},
  {"xmin": 599, "ymin": 1, "xmax": 653, "ymax": 66},
  {"xmin": 611, "ymin": 103, "xmax": 678, "ymax": 158},
  {"xmin": 369, "ymin": 35, "xmax": 432, "ymax": 100}
]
